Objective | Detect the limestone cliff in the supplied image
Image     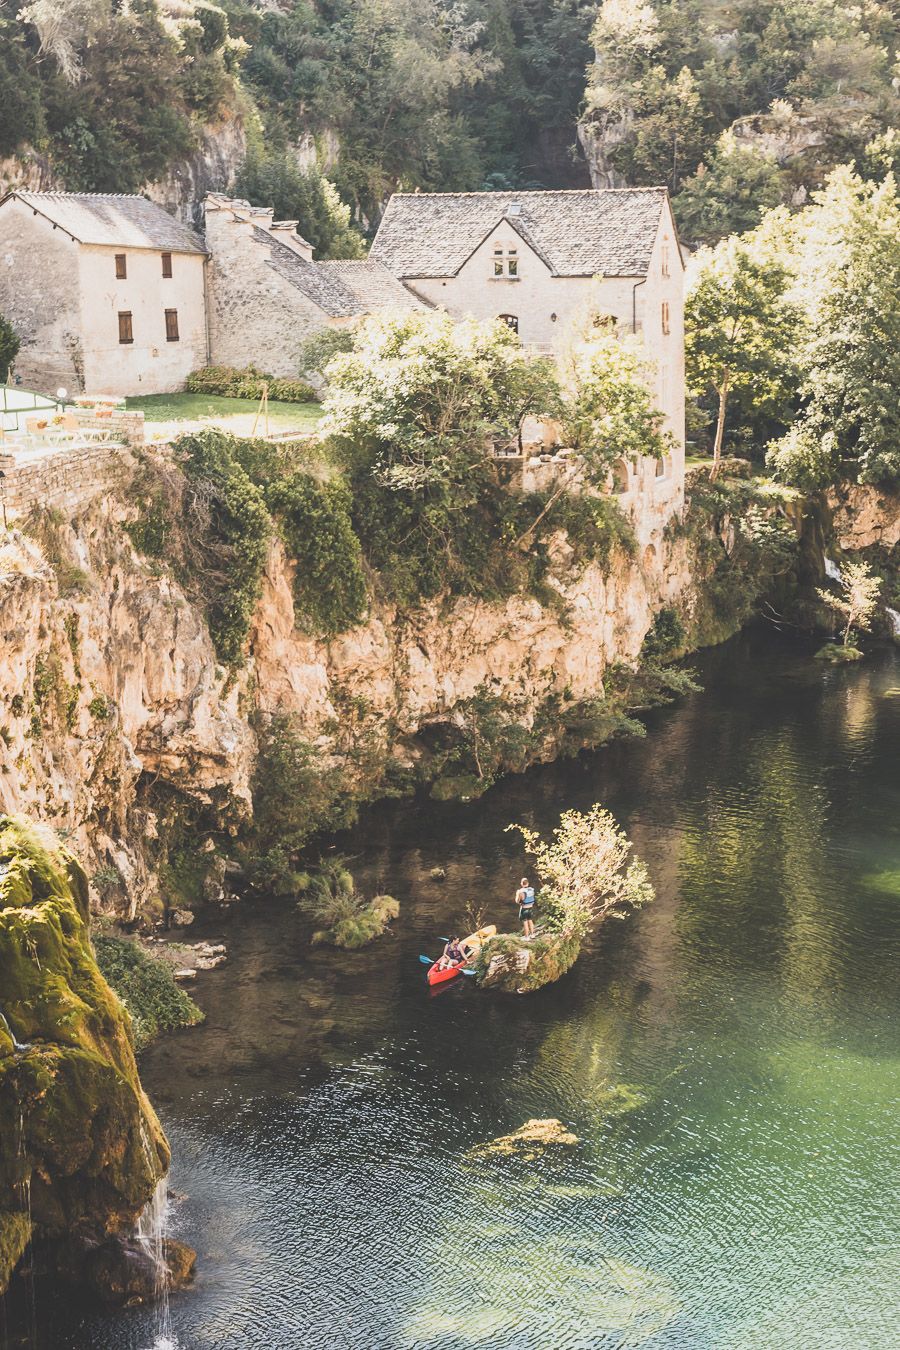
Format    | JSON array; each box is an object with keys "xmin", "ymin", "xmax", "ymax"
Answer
[
  {"xmin": 0, "ymin": 817, "xmax": 169, "ymax": 1297},
  {"xmin": 0, "ymin": 450, "xmax": 784, "ymax": 921}
]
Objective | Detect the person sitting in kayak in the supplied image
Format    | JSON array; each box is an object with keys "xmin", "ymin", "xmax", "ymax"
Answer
[
  {"xmin": 515, "ymin": 878, "xmax": 536, "ymax": 938},
  {"xmin": 437, "ymin": 937, "xmax": 465, "ymax": 970}
]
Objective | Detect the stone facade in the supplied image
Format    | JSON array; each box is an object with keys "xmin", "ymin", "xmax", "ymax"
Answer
[
  {"xmin": 371, "ymin": 188, "xmax": 686, "ymax": 523},
  {"xmin": 203, "ymin": 199, "xmax": 340, "ymax": 377}
]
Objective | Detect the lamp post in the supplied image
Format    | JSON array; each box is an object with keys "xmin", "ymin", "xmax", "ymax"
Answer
[{"xmin": 56, "ymin": 386, "xmax": 68, "ymax": 412}]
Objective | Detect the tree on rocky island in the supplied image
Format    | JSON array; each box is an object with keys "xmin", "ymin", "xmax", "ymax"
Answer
[
  {"xmin": 479, "ymin": 804, "xmax": 653, "ymax": 993},
  {"xmin": 817, "ymin": 559, "xmax": 881, "ymax": 649},
  {"xmin": 509, "ymin": 803, "xmax": 654, "ymax": 939}
]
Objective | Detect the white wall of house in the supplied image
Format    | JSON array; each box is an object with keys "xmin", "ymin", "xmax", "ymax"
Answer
[
  {"xmin": 77, "ymin": 245, "xmax": 207, "ymax": 396},
  {"xmin": 406, "ymin": 224, "xmax": 640, "ymax": 349},
  {"xmin": 204, "ymin": 207, "xmax": 331, "ymax": 376},
  {"xmin": 0, "ymin": 198, "xmax": 84, "ymax": 394}
]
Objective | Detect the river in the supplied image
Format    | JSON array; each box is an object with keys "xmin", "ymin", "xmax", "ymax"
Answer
[{"xmin": 27, "ymin": 629, "xmax": 900, "ymax": 1348}]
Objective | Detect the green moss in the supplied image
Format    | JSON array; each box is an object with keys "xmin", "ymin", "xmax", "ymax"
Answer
[
  {"xmin": 475, "ymin": 930, "xmax": 582, "ymax": 993},
  {"xmin": 93, "ymin": 937, "xmax": 203, "ymax": 1051},
  {"xmin": 0, "ymin": 1211, "xmax": 32, "ymax": 1294},
  {"xmin": 815, "ymin": 644, "xmax": 864, "ymax": 662},
  {"xmin": 0, "ymin": 816, "xmax": 169, "ymax": 1296}
]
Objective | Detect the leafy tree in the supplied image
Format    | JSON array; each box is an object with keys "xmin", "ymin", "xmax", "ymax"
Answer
[
  {"xmin": 322, "ymin": 310, "xmax": 559, "ymax": 491},
  {"xmin": 507, "ymin": 803, "xmax": 654, "ymax": 939},
  {"xmin": 817, "ymin": 559, "xmax": 881, "ymax": 647},
  {"xmin": 768, "ymin": 169, "xmax": 900, "ymax": 488},
  {"xmin": 0, "ymin": 312, "xmax": 20, "ymax": 382},
  {"xmin": 675, "ymin": 131, "xmax": 785, "ymax": 245},
  {"xmin": 235, "ymin": 145, "xmax": 365, "ymax": 259},
  {"xmin": 686, "ymin": 234, "xmax": 803, "ymax": 477},
  {"xmin": 559, "ymin": 316, "xmax": 670, "ymax": 482}
]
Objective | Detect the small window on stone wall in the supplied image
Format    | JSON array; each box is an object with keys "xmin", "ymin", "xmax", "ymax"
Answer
[
  {"xmin": 115, "ymin": 254, "xmax": 127, "ymax": 280},
  {"xmin": 165, "ymin": 308, "xmax": 180, "ymax": 342},
  {"xmin": 655, "ymin": 456, "xmax": 667, "ymax": 478},
  {"xmin": 498, "ymin": 314, "xmax": 519, "ymax": 334},
  {"xmin": 661, "ymin": 301, "xmax": 670, "ymax": 335},
  {"xmin": 118, "ymin": 311, "xmax": 133, "ymax": 344},
  {"xmin": 161, "ymin": 252, "xmax": 173, "ymax": 278}
]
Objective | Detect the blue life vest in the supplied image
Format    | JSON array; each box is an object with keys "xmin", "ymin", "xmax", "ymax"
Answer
[{"xmin": 521, "ymin": 886, "xmax": 535, "ymax": 907}]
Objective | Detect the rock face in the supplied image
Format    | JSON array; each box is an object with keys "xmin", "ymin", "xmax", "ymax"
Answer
[
  {"xmin": 0, "ymin": 817, "xmax": 170, "ymax": 1297},
  {"xmin": 828, "ymin": 484, "xmax": 900, "ymax": 553},
  {"xmin": 0, "ymin": 443, "xmax": 721, "ymax": 920}
]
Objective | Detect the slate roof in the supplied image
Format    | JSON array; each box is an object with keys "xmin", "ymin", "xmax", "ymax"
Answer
[
  {"xmin": 2, "ymin": 192, "xmax": 206, "ymax": 254},
  {"xmin": 370, "ymin": 188, "xmax": 671, "ymax": 279},
  {"xmin": 257, "ymin": 230, "xmax": 427, "ymax": 317},
  {"xmin": 318, "ymin": 260, "xmax": 429, "ymax": 311}
]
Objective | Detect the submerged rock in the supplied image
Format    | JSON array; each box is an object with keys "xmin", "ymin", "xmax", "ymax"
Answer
[
  {"xmin": 0, "ymin": 816, "xmax": 170, "ymax": 1297},
  {"xmin": 469, "ymin": 1118, "xmax": 581, "ymax": 1160}
]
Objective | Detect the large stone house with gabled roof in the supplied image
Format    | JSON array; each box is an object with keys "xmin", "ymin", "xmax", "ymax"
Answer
[{"xmin": 371, "ymin": 187, "xmax": 685, "ymax": 493}]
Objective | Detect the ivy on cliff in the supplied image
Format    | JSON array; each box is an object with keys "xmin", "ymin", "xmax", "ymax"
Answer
[{"xmin": 174, "ymin": 430, "xmax": 271, "ymax": 665}]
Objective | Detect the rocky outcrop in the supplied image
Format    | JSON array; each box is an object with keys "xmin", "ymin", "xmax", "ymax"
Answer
[
  {"xmin": 0, "ymin": 817, "xmax": 170, "ymax": 1298},
  {"xmin": 476, "ymin": 931, "xmax": 582, "ymax": 993},
  {"xmin": 828, "ymin": 484, "xmax": 900, "ymax": 553},
  {"xmin": 468, "ymin": 1118, "xmax": 581, "ymax": 1160},
  {"xmin": 144, "ymin": 112, "xmax": 248, "ymax": 227}
]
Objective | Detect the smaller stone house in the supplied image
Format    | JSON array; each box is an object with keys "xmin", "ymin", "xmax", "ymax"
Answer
[
  {"xmin": 202, "ymin": 195, "xmax": 428, "ymax": 377},
  {"xmin": 0, "ymin": 192, "xmax": 208, "ymax": 395}
]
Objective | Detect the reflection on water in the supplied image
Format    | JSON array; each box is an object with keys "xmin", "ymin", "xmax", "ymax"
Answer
[{"xmin": 21, "ymin": 630, "xmax": 900, "ymax": 1348}]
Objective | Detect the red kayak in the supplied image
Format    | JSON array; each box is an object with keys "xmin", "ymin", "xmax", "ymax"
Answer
[
  {"xmin": 425, "ymin": 925, "xmax": 496, "ymax": 986},
  {"xmin": 426, "ymin": 958, "xmax": 467, "ymax": 986}
]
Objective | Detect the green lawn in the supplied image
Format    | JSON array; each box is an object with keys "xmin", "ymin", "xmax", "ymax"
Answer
[{"xmin": 127, "ymin": 392, "xmax": 322, "ymax": 434}]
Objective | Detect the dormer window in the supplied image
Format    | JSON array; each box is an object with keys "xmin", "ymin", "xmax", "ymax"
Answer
[{"xmin": 506, "ymin": 202, "xmax": 522, "ymax": 216}]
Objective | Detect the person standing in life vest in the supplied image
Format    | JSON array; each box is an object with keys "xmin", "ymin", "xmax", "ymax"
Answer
[{"xmin": 515, "ymin": 877, "xmax": 536, "ymax": 938}]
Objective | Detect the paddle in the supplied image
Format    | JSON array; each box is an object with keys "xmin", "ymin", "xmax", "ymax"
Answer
[{"xmin": 418, "ymin": 954, "xmax": 435, "ymax": 965}]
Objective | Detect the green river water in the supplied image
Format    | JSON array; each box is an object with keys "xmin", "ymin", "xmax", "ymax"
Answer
[{"xmin": 17, "ymin": 628, "xmax": 900, "ymax": 1348}]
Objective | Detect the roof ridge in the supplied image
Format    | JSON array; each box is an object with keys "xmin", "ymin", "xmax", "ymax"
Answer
[
  {"xmin": 17, "ymin": 190, "xmax": 150, "ymax": 200},
  {"xmin": 388, "ymin": 187, "xmax": 668, "ymax": 198}
]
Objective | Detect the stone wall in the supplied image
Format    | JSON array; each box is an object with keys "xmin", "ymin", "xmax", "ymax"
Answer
[
  {"xmin": 204, "ymin": 204, "xmax": 331, "ymax": 376},
  {"xmin": 0, "ymin": 198, "xmax": 85, "ymax": 392},
  {"xmin": 0, "ymin": 445, "xmax": 140, "ymax": 520}
]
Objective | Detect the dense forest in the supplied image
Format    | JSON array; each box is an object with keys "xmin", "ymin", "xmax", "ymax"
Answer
[{"xmin": 2, "ymin": 1, "xmax": 898, "ymax": 252}]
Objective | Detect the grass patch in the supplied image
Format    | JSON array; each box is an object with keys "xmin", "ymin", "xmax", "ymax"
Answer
[
  {"xmin": 93, "ymin": 935, "xmax": 204, "ymax": 1051},
  {"xmin": 127, "ymin": 392, "xmax": 322, "ymax": 432}
]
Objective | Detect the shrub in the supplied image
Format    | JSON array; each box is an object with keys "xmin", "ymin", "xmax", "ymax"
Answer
[
  {"xmin": 186, "ymin": 365, "xmax": 317, "ymax": 404},
  {"xmin": 93, "ymin": 936, "xmax": 203, "ymax": 1051},
  {"xmin": 303, "ymin": 858, "xmax": 399, "ymax": 949},
  {"xmin": 641, "ymin": 607, "xmax": 686, "ymax": 659},
  {"xmin": 266, "ymin": 471, "xmax": 367, "ymax": 635},
  {"xmin": 174, "ymin": 430, "xmax": 271, "ymax": 665}
]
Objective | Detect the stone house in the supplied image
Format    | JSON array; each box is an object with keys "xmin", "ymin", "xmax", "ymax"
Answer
[
  {"xmin": 370, "ymin": 188, "xmax": 685, "ymax": 511},
  {"xmin": 202, "ymin": 194, "xmax": 428, "ymax": 377},
  {"xmin": 0, "ymin": 192, "xmax": 208, "ymax": 395}
]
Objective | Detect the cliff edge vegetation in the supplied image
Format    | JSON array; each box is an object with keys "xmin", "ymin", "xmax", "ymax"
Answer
[{"xmin": 0, "ymin": 816, "xmax": 169, "ymax": 1298}]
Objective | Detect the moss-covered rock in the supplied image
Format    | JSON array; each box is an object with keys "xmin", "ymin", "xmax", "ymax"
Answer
[
  {"xmin": 475, "ymin": 930, "xmax": 582, "ymax": 993},
  {"xmin": 0, "ymin": 816, "xmax": 170, "ymax": 1297},
  {"xmin": 814, "ymin": 643, "xmax": 864, "ymax": 663}
]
